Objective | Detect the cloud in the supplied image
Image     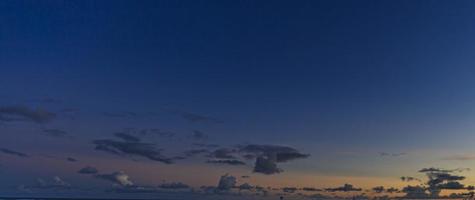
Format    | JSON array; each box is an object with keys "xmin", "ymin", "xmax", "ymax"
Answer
[
  {"xmin": 0, "ymin": 106, "xmax": 55, "ymax": 123},
  {"xmin": 217, "ymin": 174, "xmax": 237, "ymax": 191},
  {"xmin": 206, "ymin": 159, "xmax": 246, "ymax": 166},
  {"xmin": 78, "ymin": 166, "xmax": 99, "ymax": 174},
  {"xmin": 42, "ymin": 129, "xmax": 68, "ymax": 138},
  {"xmin": 66, "ymin": 157, "xmax": 77, "ymax": 162},
  {"xmin": 253, "ymin": 155, "xmax": 282, "ymax": 175},
  {"xmin": 417, "ymin": 167, "xmax": 468, "ymax": 198},
  {"xmin": 400, "ymin": 176, "xmax": 421, "ymax": 182},
  {"xmin": 442, "ymin": 155, "xmax": 475, "ymax": 161},
  {"xmin": 238, "ymin": 183, "xmax": 254, "ymax": 191},
  {"xmin": 325, "ymin": 184, "xmax": 362, "ymax": 192},
  {"xmin": 379, "ymin": 152, "xmax": 406, "ymax": 157},
  {"xmin": 191, "ymin": 130, "xmax": 208, "ymax": 140},
  {"xmin": 0, "ymin": 148, "xmax": 29, "ymax": 157},
  {"xmin": 372, "ymin": 186, "xmax": 385, "ymax": 193},
  {"xmin": 184, "ymin": 149, "xmax": 210, "ymax": 157},
  {"xmin": 93, "ymin": 139, "xmax": 173, "ymax": 164},
  {"xmin": 95, "ymin": 171, "xmax": 134, "ymax": 187},
  {"xmin": 282, "ymin": 187, "xmax": 298, "ymax": 193},
  {"xmin": 159, "ymin": 182, "xmax": 190, "ymax": 190},
  {"xmin": 402, "ymin": 185, "xmax": 428, "ymax": 199},
  {"xmin": 179, "ymin": 111, "xmax": 223, "ymax": 123},
  {"xmin": 103, "ymin": 112, "xmax": 137, "ymax": 118},
  {"xmin": 209, "ymin": 148, "xmax": 236, "ymax": 159},
  {"xmin": 114, "ymin": 132, "xmax": 141, "ymax": 142},
  {"xmin": 140, "ymin": 129, "xmax": 175, "ymax": 138},
  {"xmin": 301, "ymin": 187, "xmax": 322, "ymax": 192},
  {"xmin": 192, "ymin": 143, "xmax": 219, "ymax": 148},
  {"xmin": 239, "ymin": 144, "xmax": 309, "ymax": 175},
  {"xmin": 25, "ymin": 176, "xmax": 71, "ymax": 190}
]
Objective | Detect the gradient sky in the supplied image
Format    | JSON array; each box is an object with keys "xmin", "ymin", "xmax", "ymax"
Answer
[{"xmin": 2, "ymin": 1, "xmax": 475, "ymax": 199}]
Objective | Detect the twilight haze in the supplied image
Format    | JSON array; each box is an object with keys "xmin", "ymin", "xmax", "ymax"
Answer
[{"xmin": 1, "ymin": 1, "xmax": 475, "ymax": 200}]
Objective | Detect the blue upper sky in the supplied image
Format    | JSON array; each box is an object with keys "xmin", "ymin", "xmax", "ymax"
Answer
[{"xmin": 2, "ymin": 1, "xmax": 475, "ymax": 199}]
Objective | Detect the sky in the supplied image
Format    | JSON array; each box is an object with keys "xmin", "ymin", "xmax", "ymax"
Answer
[{"xmin": 1, "ymin": 0, "xmax": 475, "ymax": 199}]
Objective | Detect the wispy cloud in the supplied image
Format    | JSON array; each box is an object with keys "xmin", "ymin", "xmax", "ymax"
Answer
[{"xmin": 0, "ymin": 106, "xmax": 55, "ymax": 123}]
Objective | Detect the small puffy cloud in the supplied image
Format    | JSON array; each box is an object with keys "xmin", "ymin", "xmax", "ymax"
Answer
[
  {"xmin": 26, "ymin": 176, "xmax": 71, "ymax": 190},
  {"xmin": 0, "ymin": 148, "xmax": 28, "ymax": 157},
  {"xmin": 217, "ymin": 174, "xmax": 237, "ymax": 191},
  {"xmin": 78, "ymin": 166, "xmax": 98, "ymax": 174},
  {"xmin": 325, "ymin": 184, "xmax": 362, "ymax": 192},
  {"xmin": 93, "ymin": 139, "xmax": 173, "ymax": 164},
  {"xmin": 301, "ymin": 187, "xmax": 321, "ymax": 192},
  {"xmin": 95, "ymin": 171, "xmax": 134, "ymax": 187},
  {"xmin": 0, "ymin": 106, "xmax": 55, "ymax": 123}
]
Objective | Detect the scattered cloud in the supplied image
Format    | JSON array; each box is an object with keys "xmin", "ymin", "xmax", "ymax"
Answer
[
  {"xmin": 66, "ymin": 157, "xmax": 77, "ymax": 162},
  {"xmin": 95, "ymin": 171, "xmax": 134, "ymax": 187},
  {"xmin": 78, "ymin": 166, "xmax": 99, "ymax": 174},
  {"xmin": 400, "ymin": 176, "xmax": 421, "ymax": 182},
  {"xmin": 239, "ymin": 144, "xmax": 309, "ymax": 175},
  {"xmin": 0, "ymin": 106, "xmax": 55, "ymax": 123},
  {"xmin": 379, "ymin": 152, "xmax": 406, "ymax": 157},
  {"xmin": 217, "ymin": 174, "xmax": 237, "ymax": 191},
  {"xmin": 191, "ymin": 130, "xmax": 208, "ymax": 140},
  {"xmin": 114, "ymin": 132, "xmax": 141, "ymax": 142},
  {"xmin": 93, "ymin": 139, "xmax": 173, "ymax": 164},
  {"xmin": 0, "ymin": 148, "xmax": 29, "ymax": 157},
  {"xmin": 325, "ymin": 184, "xmax": 362, "ymax": 192},
  {"xmin": 42, "ymin": 129, "xmax": 68, "ymax": 138},
  {"xmin": 206, "ymin": 159, "xmax": 246, "ymax": 166},
  {"xmin": 179, "ymin": 111, "xmax": 223, "ymax": 123},
  {"xmin": 159, "ymin": 182, "xmax": 190, "ymax": 190}
]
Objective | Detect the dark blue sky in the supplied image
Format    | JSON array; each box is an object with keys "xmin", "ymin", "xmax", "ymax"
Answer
[{"xmin": 2, "ymin": 1, "xmax": 475, "ymax": 199}]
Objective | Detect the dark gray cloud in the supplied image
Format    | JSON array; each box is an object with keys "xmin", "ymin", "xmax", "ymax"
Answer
[
  {"xmin": 402, "ymin": 185, "xmax": 428, "ymax": 199},
  {"xmin": 191, "ymin": 130, "xmax": 208, "ymax": 140},
  {"xmin": 93, "ymin": 139, "xmax": 173, "ymax": 164},
  {"xmin": 217, "ymin": 174, "xmax": 237, "ymax": 191},
  {"xmin": 209, "ymin": 148, "xmax": 236, "ymax": 159},
  {"xmin": 78, "ymin": 166, "xmax": 99, "ymax": 174},
  {"xmin": 282, "ymin": 187, "xmax": 298, "ymax": 193},
  {"xmin": 400, "ymin": 176, "xmax": 421, "ymax": 182},
  {"xmin": 0, "ymin": 106, "xmax": 55, "ymax": 123},
  {"xmin": 417, "ymin": 167, "xmax": 468, "ymax": 198},
  {"xmin": 325, "ymin": 184, "xmax": 362, "ymax": 192},
  {"xmin": 386, "ymin": 187, "xmax": 399, "ymax": 193},
  {"xmin": 206, "ymin": 159, "xmax": 246, "ymax": 166},
  {"xmin": 95, "ymin": 171, "xmax": 134, "ymax": 186},
  {"xmin": 42, "ymin": 129, "xmax": 68, "ymax": 138},
  {"xmin": 66, "ymin": 157, "xmax": 77, "ymax": 162},
  {"xmin": 301, "ymin": 187, "xmax": 321, "ymax": 192},
  {"xmin": 239, "ymin": 144, "xmax": 309, "ymax": 175},
  {"xmin": 140, "ymin": 129, "xmax": 175, "ymax": 138},
  {"xmin": 159, "ymin": 182, "xmax": 190, "ymax": 190},
  {"xmin": 238, "ymin": 183, "xmax": 253, "ymax": 191},
  {"xmin": 114, "ymin": 132, "xmax": 141, "ymax": 142},
  {"xmin": 253, "ymin": 155, "xmax": 282, "ymax": 175},
  {"xmin": 372, "ymin": 186, "xmax": 385, "ymax": 193},
  {"xmin": 0, "ymin": 148, "xmax": 29, "ymax": 157}
]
